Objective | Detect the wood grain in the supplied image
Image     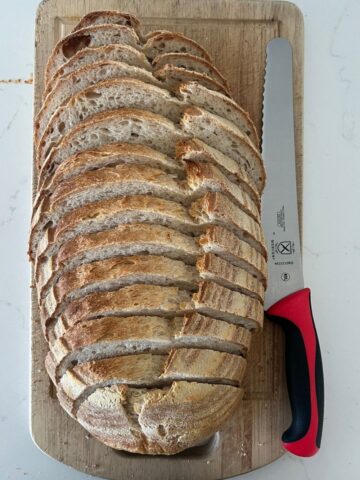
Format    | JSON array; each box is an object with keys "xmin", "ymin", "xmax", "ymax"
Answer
[{"xmin": 31, "ymin": 1, "xmax": 304, "ymax": 478}]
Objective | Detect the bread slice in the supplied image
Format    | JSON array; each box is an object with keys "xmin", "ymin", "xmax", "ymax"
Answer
[
  {"xmin": 190, "ymin": 192, "xmax": 267, "ymax": 257},
  {"xmin": 36, "ymin": 62, "xmax": 162, "ymax": 151},
  {"xmin": 35, "ymin": 223, "xmax": 267, "ymax": 300},
  {"xmin": 32, "ymin": 161, "xmax": 260, "ymax": 253},
  {"xmin": 45, "ymin": 24, "xmax": 141, "ymax": 84},
  {"xmin": 176, "ymin": 82, "xmax": 259, "ymax": 147},
  {"xmin": 42, "ymin": 255, "xmax": 198, "ymax": 323},
  {"xmin": 56, "ymin": 285, "xmax": 191, "ymax": 333},
  {"xmin": 193, "ymin": 281, "xmax": 263, "ymax": 330},
  {"xmin": 38, "ymin": 108, "xmax": 187, "ymax": 175},
  {"xmin": 45, "ymin": 45, "xmax": 152, "ymax": 95},
  {"xmin": 49, "ymin": 317, "xmax": 246, "ymax": 390},
  {"xmin": 143, "ymin": 32, "xmax": 212, "ymax": 62},
  {"xmin": 75, "ymin": 382, "xmax": 243, "ymax": 454},
  {"xmin": 154, "ymin": 64, "xmax": 230, "ymax": 96},
  {"xmin": 59, "ymin": 354, "xmax": 168, "ymax": 413},
  {"xmin": 186, "ymin": 160, "xmax": 260, "ymax": 220},
  {"xmin": 197, "ymin": 253, "xmax": 265, "ymax": 303},
  {"xmin": 30, "ymin": 164, "xmax": 188, "ymax": 252},
  {"xmin": 37, "ymin": 79, "xmax": 184, "ymax": 164},
  {"xmin": 152, "ymin": 53, "xmax": 229, "ymax": 90},
  {"xmin": 35, "ymin": 224, "xmax": 200, "ymax": 300},
  {"xmin": 71, "ymin": 11, "xmax": 141, "ymax": 34},
  {"xmin": 33, "ymin": 143, "xmax": 185, "ymax": 214},
  {"xmin": 181, "ymin": 107, "xmax": 265, "ymax": 193},
  {"xmin": 163, "ymin": 348, "xmax": 247, "ymax": 385},
  {"xmin": 57, "ymin": 350, "xmax": 245, "ymax": 417},
  {"xmin": 199, "ymin": 226, "xmax": 267, "ymax": 287},
  {"xmin": 33, "ymin": 192, "xmax": 265, "ymax": 265},
  {"xmin": 177, "ymin": 138, "xmax": 260, "ymax": 207},
  {"xmin": 46, "ymin": 314, "xmax": 251, "ymax": 383},
  {"xmin": 31, "ymin": 195, "xmax": 194, "ymax": 263},
  {"xmin": 41, "ymin": 251, "xmax": 264, "ymax": 333},
  {"xmin": 51, "ymin": 280, "xmax": 262, "ymax": 338}
]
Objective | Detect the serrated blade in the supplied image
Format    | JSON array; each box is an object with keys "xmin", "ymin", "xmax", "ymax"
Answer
[{"xmin": 262, "ymin": 38, "xmax": 304, "ymax": 309}]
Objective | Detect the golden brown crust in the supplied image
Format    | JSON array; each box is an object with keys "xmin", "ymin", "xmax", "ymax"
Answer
[
  {"xmin": 76, "ymin": 382, "xmax": 243, "ymax": 454},
  {"xmin": 41, "ymin": 255, "xmax": 197, "ymax": 324}
]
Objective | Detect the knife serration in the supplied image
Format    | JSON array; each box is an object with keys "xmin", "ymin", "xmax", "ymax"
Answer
[{"xmin": 262, "ymin": 38, "xmax": 304, "ymax": 309}]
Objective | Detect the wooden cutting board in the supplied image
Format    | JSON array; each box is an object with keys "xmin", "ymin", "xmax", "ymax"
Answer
[{"xmin": 31, "ymin": 1, "xmax": 304, "ymax": 478}]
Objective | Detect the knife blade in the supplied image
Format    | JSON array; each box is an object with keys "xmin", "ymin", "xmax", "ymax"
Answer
[{"xmin": 262, "ymin": 37, "xmax": 324, "ymax": 457}]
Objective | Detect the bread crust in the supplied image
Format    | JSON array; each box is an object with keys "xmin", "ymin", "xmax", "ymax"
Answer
[{"xmin": 73, "ymin": 382, "xmax": 244, "ymax": 454}]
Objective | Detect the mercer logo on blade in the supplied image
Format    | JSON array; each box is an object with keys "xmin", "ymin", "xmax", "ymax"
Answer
[
  {"xmin": 276, "ymin": 240, "xmax": 294, "ymax": 255},
  {"xmin": 270, "ymin": 239, "xmax": 295, "ymax": 263}
]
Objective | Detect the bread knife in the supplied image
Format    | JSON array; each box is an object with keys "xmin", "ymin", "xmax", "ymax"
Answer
[{"xmin": 261, "ymin": 38, "xmax": 324, "ymax": 457}]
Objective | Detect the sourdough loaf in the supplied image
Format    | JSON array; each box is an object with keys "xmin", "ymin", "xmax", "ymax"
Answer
[{"xmin": 31, "ymin": 11, "xmax": 267, "ymax": 455}]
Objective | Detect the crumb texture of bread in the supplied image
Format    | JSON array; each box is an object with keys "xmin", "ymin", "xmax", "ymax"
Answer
[{"xmin": 31, "ymin": 10, "xmax": 267, "ymax": 455}]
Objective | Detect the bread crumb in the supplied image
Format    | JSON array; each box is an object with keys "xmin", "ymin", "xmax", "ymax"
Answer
[{"xmin": 0, "ymin": 75, "xmax": 33, "ymax": 84}]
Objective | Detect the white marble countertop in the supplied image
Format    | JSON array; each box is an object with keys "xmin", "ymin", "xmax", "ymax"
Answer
[{"xmin": 1, "ymin": 0, "xmax": 359, "ymax": 478}]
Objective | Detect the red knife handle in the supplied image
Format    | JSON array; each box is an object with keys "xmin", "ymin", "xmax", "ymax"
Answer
[{"xmin": 266, "ymin": 288, "xmax": 324, "ymax": 457}]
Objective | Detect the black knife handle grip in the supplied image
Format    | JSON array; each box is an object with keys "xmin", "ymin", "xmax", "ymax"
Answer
[{"xmin": 266, "ymin": 288, "xmax": 324, "ymax": 457}]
